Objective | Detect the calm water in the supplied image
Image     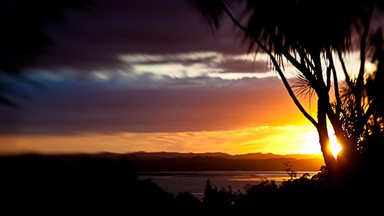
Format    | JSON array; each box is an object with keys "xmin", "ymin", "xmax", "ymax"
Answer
[{"xmin": 138, "ymin": 171, "xmax": 318, "ymax": 200}]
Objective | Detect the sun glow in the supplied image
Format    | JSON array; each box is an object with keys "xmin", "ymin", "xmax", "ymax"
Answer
[
  {"xmin": 329, "ymin": 133, "xmax": 342, "ymax": 158},
  {"xmin": 302, "ymin": 131, "xmax": 322, "ymax": 154},
  {"xmin": 302, "ymin": 129, "xmax": 342, "ymax": 157}
]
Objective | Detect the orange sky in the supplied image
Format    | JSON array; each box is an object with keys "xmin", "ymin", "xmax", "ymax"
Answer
[
  {"xmin": 0, "ymin": 123, "xmax": 322, "ymax": 155},
  {"xmin": 0, "ymin": 79, "xmax": 323, "ymax": 156},
  {"xmin": 0, "ymin": 0, "xmax": 357, "ymax": 157}
]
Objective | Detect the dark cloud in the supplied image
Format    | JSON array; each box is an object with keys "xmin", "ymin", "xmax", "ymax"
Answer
[
  {"xmin": 32, "ymin": 0, "xmax": 246, "ymax": 72},
  {"xmin": 0, "ymin": 0, "xmax": 296, "ymax": 137},
  {"xmin": 119, "ymin": 52, "xmax": 219, "ymax": 66},
  {"xmin": 217, "ymin": 59, "xmax": 271, "ymax": 73},
  {"xmin": 0, "ymin": 76, "xmax": 294, "ymax": 135}
]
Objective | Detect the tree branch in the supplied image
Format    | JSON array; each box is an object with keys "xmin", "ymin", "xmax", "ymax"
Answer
[
  {"xmin": 296, "ymin": 45, "xmax": 316, "ymax": 72},
  {"xmin": 356, "ymin": 6, "xmax": 373, "ymax": 118},
  {"xmin": 326, "ymin": 48, "xmax": 342, "ymax": 116},
  {"xmin": 256, "ymin": 41, "xmax": 318, "ymax": 127},
  {"xmin": 221, "ymin": 2, "xmax": 248, "ymax": 32},
  {"xmin": 221, "ymin": 1, "xmax": 318, "ymax": 127},
  {"xmin": 337, "ymin": 49, "xmax": 354, "ymax": 90},
  {"xmin": 282, "ymin": 49, "xmax": 316, "ymax": 84}
]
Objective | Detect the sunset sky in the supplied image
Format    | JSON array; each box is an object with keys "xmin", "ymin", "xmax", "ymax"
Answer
[{"xmin": 0, "ymin": 0, "xmax": 363, "ymax": 155}]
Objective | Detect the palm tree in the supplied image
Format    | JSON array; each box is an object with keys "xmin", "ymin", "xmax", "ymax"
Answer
[{"xmin": 191, "ymin": 0, "xmax": 384, "ymax": 189}]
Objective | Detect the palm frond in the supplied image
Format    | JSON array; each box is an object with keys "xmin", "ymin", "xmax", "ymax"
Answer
[{"xmin": 291, "ymin": 73, "xmax": 315, "ymax": 98}]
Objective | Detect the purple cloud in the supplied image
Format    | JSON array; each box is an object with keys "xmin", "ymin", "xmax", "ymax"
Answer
[
  {"xmin": 0, "ymin": 75, "xmax": 293, "ymax": 135},
  {"xmin": 0, "ymin": 0, "xmax": 295, "ymax": 137},
  {"xmin": 31, "ymin": 0, "xmax": 246, "ymax": 72}
]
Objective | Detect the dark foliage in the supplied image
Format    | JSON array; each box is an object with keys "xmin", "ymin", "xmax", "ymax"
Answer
[
  {"xmin": 201, "ymin": 165, "xmax": 382, "ymax": 214},
  {"xmin": 0, "ymin": 154, "xmax": 381, "ymax": 215},
  {"xmin": 0, "ymin": 153, "xmax": 177, "ymax": 215}
]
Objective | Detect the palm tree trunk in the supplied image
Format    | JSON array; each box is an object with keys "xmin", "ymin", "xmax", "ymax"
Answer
[{"xmin": 317, "ymin": 97, "xmax": 337, "ymax": 179}]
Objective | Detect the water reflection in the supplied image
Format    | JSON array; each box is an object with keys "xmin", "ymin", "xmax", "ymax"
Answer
[{"xmin": 138, "ymin": 171, "xmax": 318, "ymax": 200}]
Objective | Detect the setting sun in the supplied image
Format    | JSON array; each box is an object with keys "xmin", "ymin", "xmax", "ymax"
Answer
[
  {"xmin": 329, "ymin": 133, "xmax": 342, "ymax": 158},
  {"xmin": 302, "ymin": 129, "xmax": 342, "ymax": 158}
]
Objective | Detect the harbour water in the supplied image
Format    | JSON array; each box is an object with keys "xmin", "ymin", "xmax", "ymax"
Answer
[{"xmin": 138, "ymin": 170, "xmax": 319, "ymax": 200}]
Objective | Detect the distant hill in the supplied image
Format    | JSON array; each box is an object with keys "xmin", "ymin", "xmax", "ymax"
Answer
[
  {"xmin": 0, "ymin": 151, "xmax": 325, "ymax": 172},
  {"xmin": 126, "ymin": 151, "xmax": 325, "ymax": 171},
  {"xmin": 126, "ymin": 151, "xmax": 232, "ymax": 159},
  {"xmin": 126, "ymin": 151, "xmax": 323, "ymax": 160}
]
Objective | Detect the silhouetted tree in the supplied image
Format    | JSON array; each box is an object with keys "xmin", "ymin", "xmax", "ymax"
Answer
[
  {"xmin": 236, "ymin": 179, "xmax": 279, "ymax": 214},
  {"xmin": 191, "ymin": 0, "xmax": 384, "ymax": 189},
  {"xmin": 0, "ymin": 0, "xmax": 92, "ymax": 106},
  {"xmin": 175, "ymin": 192, "xmax": 203, "ymax": 215},
  {"xmin": 0, "ymin": 153, "xmax": 182, "ymax": 215},
  {"xmin": 283, "ymin": 161, "xmax": 297, "ymax": 180},
  {"xmin": 203, "ymin": 179, "xmax": 237, "ymax": 214}
]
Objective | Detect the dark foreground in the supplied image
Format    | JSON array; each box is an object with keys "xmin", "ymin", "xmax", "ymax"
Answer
[{"xmin": 0, "ymin": 153, "xmax": 381, "ymax": 215}]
